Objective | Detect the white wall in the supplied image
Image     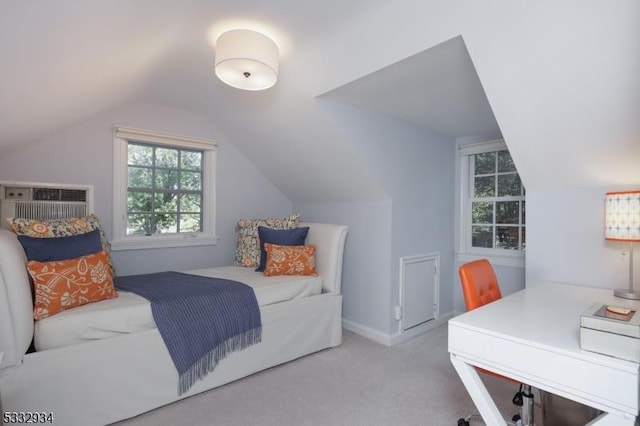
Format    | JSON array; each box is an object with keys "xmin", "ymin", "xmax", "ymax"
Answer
[
  {"xmin": 301, "ymin": 100, "xmax": 456, "ymax": 340},
  {"xmin": 294, "ymin": 0, "xmax": 638, "ymax": 312},
  {"xmin": 2, "ymin": 0, "xmax": 637, "ymax": 343},
  {"xmin": 527, "ymin": 186, "xmax": 640, "ymax": 290},
  {"xmin": 0, "ymin": 101, "xmax": 293, "ymax": 275},
  {"xmin": 296, "ymin": 0, "xmax": 640, "ymax": 194}
]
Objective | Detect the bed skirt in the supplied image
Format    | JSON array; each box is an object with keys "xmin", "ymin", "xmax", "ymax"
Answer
[{"xmin": 0, "ymin": 293, "xmax": 342, "ymax": 426}]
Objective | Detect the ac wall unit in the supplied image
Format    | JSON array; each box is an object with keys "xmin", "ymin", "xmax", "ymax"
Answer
[{"xmin": 0, "ymin": 182, "xmax": 93, "ymax": 230}]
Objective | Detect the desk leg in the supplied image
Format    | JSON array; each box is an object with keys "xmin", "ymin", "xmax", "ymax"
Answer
[
  {"xmin": 450, "ymin": 354, "xmax": 507, "ymax": 426},
  {"xmin": 586, "ymin": 412, "xmax": 636, "ymax": 426}
]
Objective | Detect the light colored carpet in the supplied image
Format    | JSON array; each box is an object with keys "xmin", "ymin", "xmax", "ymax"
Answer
[{"xmin": 115, "ymin": 323, "xmax": 536, "ymax": 426}]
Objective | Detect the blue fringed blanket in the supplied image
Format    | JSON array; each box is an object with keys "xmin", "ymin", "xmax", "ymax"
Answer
[{"xmin": 114, "ymin": 271, "xmax": 262, "ymax": 395}]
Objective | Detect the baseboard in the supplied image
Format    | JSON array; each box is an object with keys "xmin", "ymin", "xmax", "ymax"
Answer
[
  {"xmin": 342, "ymin": 311, "xmax": 455, "ymax": 347},
  {"xmin": 389, "ymin": 312, "xmax": 454, "ymax": 346},
  {"xmin": 342, "ymin": 319, "xmax": 393, "ymax": 346}
]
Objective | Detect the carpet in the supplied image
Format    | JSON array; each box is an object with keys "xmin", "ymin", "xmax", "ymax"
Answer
[{"xmin": 114, "ymin": 323, "xmax": 537, "ymax": 426}]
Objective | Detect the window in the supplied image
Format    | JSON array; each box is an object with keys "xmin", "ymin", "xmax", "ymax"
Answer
[
  {"xmin": 112, "ymin": 126, "xmax": 218, "ymax": 250},
  {"xmin": 458, "ymin": 139, "xmax": 525, "ymax": 267}
]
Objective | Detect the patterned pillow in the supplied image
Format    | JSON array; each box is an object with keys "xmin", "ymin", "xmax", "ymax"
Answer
[
  {"xmin": 263, "ymin": 243, "xmax": 317, "ymax": 277},
  {"xmin": 27, "ymin": 250, "xmax": 118, "ymax": 320},
  {"xmin": 7, "ymin": 214, "xmax": 116, "ymax": 276},
  {"xmin": 234, "ymin": 213, "xmax": 301, "ymax": 268}
]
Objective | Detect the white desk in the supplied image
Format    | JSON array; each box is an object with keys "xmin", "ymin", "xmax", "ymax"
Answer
[{"xmin": 448, "ymin": 281, "xmax": 639, "ymax": 426}]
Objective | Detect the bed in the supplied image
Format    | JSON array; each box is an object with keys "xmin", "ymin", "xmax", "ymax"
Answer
[{"xmin": 0, "ymin": 221, "xmax": 348, "ymax": 426}]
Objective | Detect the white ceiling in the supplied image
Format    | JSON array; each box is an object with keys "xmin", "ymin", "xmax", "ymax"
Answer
[
  {"xmin": 0, "ymin": 1, "xmax": 493, "ymax": 149},
  {"xmin": 320, "ymin": 36, "xmax": 499, "ymax": 139},
  {"xmin": 1, "ymin": 1, "xmax": 638, "ymax": 199},
  {"xmin": 0, "ymin": 1, "xmax": 368, "ymax": 144}
]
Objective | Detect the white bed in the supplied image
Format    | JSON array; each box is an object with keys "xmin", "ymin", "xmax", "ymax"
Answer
[
  {"xmin": 0, "ymin": 222, "xmax": 348, "ymax": 426},
  {"xmin": 34, "ymin": 267, "xmax": 324, "ymax": 351}
]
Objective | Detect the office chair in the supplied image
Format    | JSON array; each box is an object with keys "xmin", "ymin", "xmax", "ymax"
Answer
[{"xmin": 457, "ymin": 259, "xmax": 534, "ymax": 426}]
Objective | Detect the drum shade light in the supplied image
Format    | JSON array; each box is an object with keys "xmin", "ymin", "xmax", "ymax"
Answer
[{"xmin": 214, "ymin": 29, "xmax": 279, "ymax": 91}]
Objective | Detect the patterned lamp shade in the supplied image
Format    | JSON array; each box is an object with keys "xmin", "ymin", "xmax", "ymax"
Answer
[{"xmin": 605, "ymin": 191, "xmax": 640, "ymax": 241}]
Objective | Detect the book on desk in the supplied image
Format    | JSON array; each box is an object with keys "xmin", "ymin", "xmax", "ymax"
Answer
[{"xmin": 580, "ymin": 303, "xmax": 639, "ymax": 363}]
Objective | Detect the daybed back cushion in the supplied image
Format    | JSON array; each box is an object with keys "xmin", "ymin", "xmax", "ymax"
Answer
[
  {"xmin": 7, "ymin": 214, "xmax": 115, "ymax": 276},
  {"xmin": 0, "ymin": 229, "xmax": 34, "ymax": 369},
  {"xmin": 234, "ymin": 213, "xmax": 300, "ymax": 268},
  {"xmin": 300, "ymin": 222, "xmax": 348, "ymax": 294}
]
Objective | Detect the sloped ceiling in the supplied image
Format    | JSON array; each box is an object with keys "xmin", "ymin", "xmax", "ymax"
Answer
[
  {"xmin": 1, "ymin": 1, "xmax": 638, "ymax": 200},
  {"xmin": 320, "ymin": 36, "xmax": 499, "ymax": 140}
]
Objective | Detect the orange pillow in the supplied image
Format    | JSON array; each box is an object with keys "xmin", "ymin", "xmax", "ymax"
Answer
[
  {"xmin": 27, "ymin": 250, "xmax": 118, "ymax": 320},
  {"xmin": 263, "ymin": 243, "xmax": 318, "ymax": 277}
]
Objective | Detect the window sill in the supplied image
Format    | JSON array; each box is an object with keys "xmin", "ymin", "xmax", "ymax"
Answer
[
  {"xmin": 110, "ymin": 235, "xmax": 219, "ymax": 251},
  {"xmin": 456, "ymin": 251, "xmax": 525, "ymax": 268}
]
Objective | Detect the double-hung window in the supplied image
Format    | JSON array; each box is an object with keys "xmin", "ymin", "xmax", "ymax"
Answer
[
  {"xmin": 458, "ymin": 139, "xmax": 525, "ymax": 267},
  {"xmin": 112, "ymin": 126, "xmax": 218, "ymax": 250}
]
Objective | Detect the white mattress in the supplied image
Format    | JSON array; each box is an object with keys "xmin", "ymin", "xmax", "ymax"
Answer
[{"xmin": 34, "ymin": 266, "xmax": 323, "ymax": 351}]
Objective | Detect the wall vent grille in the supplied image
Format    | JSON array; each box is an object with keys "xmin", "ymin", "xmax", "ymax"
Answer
[{"xmin": 13, "ymin": 201, "xmax": 88, "ymax": 222}]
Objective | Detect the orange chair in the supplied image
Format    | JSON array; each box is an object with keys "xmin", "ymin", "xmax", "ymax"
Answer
[{"xmin": 456, "ymin": 259, "xmax": 534, "ymax": 426}]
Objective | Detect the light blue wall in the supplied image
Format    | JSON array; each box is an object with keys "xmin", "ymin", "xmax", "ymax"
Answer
[
  {"xmin": 0, "ymin": 97, "xmax": 461, "ymax": 341},
  {"xmin": 294, "ymin": 200, "xmax": 392, "ymax": 336},
  {"xmin": 0, "ymin": 101, "xmax": 292, "ymax": 275},
  {"xmin": 299, "ymin": 100, "xmax": 456, "ymax": 338}
]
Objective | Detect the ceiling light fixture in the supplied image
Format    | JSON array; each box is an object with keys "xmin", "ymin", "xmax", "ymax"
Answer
[{"xmin": 214, "ymin": 29, "xmax": 279, "ymax": 91}]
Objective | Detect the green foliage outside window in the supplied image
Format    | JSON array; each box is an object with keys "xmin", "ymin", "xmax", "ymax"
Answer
[
  {"xmin": 471, "ymin": 149, "xmax": 525, "ymax": 251},
  {"xmin": 127, "ymin": 143, "xmax": 203, "ymax": 236}
]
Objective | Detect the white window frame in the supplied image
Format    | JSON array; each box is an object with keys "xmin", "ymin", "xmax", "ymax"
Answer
[
  {"xmin": 456, "ymin": 139, "xmax": 525, "ymax": 268},
  {"xmin": 111, "ymin": 126, "xmax": 218, "ymax": 251}
]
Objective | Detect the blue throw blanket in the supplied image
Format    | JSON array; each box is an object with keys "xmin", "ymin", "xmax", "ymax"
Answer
[{"xmin": 115, "ymin": 271, "xmax": 262, "ymax": 395}]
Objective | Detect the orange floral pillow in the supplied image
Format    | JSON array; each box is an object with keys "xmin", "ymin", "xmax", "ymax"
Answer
[
  {"xmin": 27, "ymin": 250, "xmax": 118, "ymax": 320},
  {"xmin": 263, "ymin": 243, "xmax": 317, "ymax": 277}
]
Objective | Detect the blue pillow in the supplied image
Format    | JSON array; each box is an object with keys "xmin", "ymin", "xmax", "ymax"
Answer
[
  {"xmin": 18, "ymin": 229, "xmax": 103, "ymax": 262},
  {"xmin": 256, "ymin": 226, "xmax": 309, "ymax": 272}
]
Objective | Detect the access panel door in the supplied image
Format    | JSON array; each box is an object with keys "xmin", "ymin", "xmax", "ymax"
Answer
[{"xmin": 401, "ymin": 254, "xmax": 439, "ymax": 330}]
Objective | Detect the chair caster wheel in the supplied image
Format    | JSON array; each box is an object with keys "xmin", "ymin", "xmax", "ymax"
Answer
[{"xmin": 457, "ymin": 419, "xmax": 470, "ymax": 426}]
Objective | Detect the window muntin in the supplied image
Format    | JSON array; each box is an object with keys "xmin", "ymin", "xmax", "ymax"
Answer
[
  {"xmin": 469, "ymin": 149, "xmax": 526, "ymax": 251},
  {"xmin": 112, "ymin": 126, "xmax": 217, "ymax": 251},
  {"xmin": 126, "ymin": 142, "xmax": 203, "ymax": 236}
]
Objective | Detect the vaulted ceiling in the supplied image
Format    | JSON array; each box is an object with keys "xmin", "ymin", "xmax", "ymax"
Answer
[
  {"xmin": 1, "ymin": 1, "xmax": 638, "ymax": 201},
  {"xmin": 320, "ymin": 36, "xmax": 499, "ymax": 139},
  {"xmin": 0, "ymin": 0, "xmax": 389, "ymax": 148}
]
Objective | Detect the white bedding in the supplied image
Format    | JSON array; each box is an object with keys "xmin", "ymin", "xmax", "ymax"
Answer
[{"xmin": 34, "ymin": 266, "xmax": 323, "ymax": 351}]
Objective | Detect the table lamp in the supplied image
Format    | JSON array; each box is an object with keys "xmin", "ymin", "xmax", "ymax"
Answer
[{"xmin": 605, "ymin": 191, "xmax": 640, "ymax": 300}]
